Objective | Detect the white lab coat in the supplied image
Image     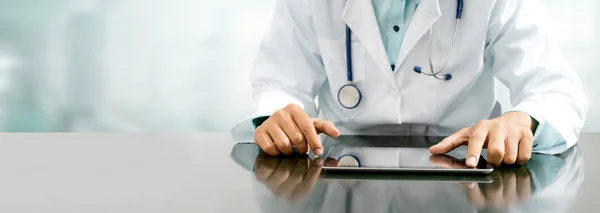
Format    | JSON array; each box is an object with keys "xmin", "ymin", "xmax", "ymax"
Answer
[{"xmin": 231, "ymin": 0, "xmax": 587, "ymax": 154}]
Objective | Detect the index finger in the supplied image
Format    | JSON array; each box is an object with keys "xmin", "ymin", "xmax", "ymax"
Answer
[
  {"xmin": 290, "ymin": 108, "xmax": 322, "ymax": 156},
  {"xmin": 466, "ymin": 125, "xmax": 489, "ymax": 168}
]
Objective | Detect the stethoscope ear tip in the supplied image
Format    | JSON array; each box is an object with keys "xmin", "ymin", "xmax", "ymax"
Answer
[
  {"xmin": 413, "ymin": 66, "xmax": 423, "ymax": 73},
  {"xmin": 444, "ymin": 74, "xmax": 453, "ymax": 81}
]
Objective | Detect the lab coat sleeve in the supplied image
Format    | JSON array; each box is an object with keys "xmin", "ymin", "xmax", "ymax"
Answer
[
  {"xmin": 251, "ymin": 0, "xmax": 325, "ymax": 116},
  {"xmin": 230, "ymin": 0, "xmax": 326, "ymax": 138},
  {"xmin": 485, "ymin": 0, "xmax": 588, "ymax": 154}
]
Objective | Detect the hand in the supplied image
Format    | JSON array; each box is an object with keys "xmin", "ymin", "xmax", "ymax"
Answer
[
  {"xmin": 430, "ymin": 112, "xmax": 535, "ymax": 167},
  {"xmin": 255, "ymin": 104, "xmax": 340, "ymax": 156},
  {"xmin": 463, "ymin": 168, "xmax": 532, "ymax": 208},
  {"xmin": 253, "ymin": 153, "xmax": 323, "ymax": 202}
]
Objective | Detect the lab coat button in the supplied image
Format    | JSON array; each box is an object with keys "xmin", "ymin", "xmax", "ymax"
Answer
[{"xmin": 393, "ymin": 25, "xmax": 400, "ymax": 32}]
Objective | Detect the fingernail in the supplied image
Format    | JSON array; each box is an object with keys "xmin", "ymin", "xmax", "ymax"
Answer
[
  {"xmin": 468, "ymin": 182, "xmax": 476, "ymax": 190},
  {"xmin": 467, "ymin": 156, "xmax": 477, "ymax": 167},
  {"xmin": 315, "ymin": 148, "xmax": 323, "ymax": 156}
]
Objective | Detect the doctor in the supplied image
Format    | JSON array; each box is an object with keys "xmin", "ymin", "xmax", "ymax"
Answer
[{"xmin": 243, "ymin": 0, "xmax": 587, "ymax": 167}]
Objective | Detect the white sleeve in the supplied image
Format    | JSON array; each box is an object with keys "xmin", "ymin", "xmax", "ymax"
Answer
[
  {"xmin": 485, "ymin": 0, "xmax": 588, "ymax": 154},
  {"xmin": 230, "ymin": 0, "xmax": 326, "ymax": 138},
  {"xmin": 251, "ymin": 0, "xmax": 326, "ymax": 117}
]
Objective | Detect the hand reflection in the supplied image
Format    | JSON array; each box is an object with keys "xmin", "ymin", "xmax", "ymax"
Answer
[
  {"xmin": 254, "ymin": 153, "xmax": 322, "ymax": 202},
  {"xmin": 429, "ymin": 154, "xmax": 470, "ymax": 169},
  {"xmin": 465, "ymin": 168, "xmax": 531, "ymax": 208},
  {"xmin": 429, "ymin": 154, "xmax": 531, "ymax": 208}
]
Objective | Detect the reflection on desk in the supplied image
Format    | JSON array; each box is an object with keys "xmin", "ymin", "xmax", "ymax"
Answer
[{"xmin": 230, "ymin": 143, "xmax": 583, "ymax": 213}]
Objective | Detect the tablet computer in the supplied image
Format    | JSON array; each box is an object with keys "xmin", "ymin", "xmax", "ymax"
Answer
[
  {"xmin": 321, "ymin": 172, "xmax": 494, "ymax": 183},
  {"xmin": 321, "ymin": 136, "xmax": 493, "ymax": 175}
]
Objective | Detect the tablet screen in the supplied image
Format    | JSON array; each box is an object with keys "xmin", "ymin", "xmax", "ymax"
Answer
[{"xmin": 322, "ymin": 136, "xmax": 493, "ymax": 172}]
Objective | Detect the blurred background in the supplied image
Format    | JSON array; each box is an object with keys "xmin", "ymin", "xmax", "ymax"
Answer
[{"xmin": 0, "ymin": 0, "xmax": 598, "ymax": 133}]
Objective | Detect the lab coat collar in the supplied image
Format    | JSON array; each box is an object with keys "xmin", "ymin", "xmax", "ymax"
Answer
[
  {"xmin": 396, "ymin": 0, "xmax": 441, "ymax": 67},
  {"xmin": 342, "ymin": 0, "xmax": 394, "ymax": 82},
  {"xmin": 343, "ymin": 0, "xmax": 440, "ymax": 76}
]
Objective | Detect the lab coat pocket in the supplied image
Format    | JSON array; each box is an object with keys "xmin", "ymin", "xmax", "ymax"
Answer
[{"xmin": 318, "ymin": 38, "xmax": 366, "ymax": 120}]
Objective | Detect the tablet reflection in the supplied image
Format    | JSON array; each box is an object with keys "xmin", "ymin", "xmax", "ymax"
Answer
[{"xmin": 246, "ymin": 146, "xmax": 583, "ymax": 213}]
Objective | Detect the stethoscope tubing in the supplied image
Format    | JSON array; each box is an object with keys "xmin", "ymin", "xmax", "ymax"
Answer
[{"xmin": 341, "ymin": 0, "xmax": 463, "ymax": 108}]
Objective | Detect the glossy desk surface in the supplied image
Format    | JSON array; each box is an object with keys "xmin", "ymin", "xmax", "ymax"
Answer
[{"xmin": 0, "ymin": 132, "xmax": 597, "ymax": 212}]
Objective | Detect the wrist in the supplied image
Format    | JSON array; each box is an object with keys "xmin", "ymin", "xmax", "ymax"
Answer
[{"xmin": 500, "ymin": 112, "xmax": 536, "ymax": 131}]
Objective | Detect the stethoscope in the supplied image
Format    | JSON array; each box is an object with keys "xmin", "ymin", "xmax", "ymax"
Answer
[{"xmin": 338, "ymin": 0, "xmax": 464, "ymax": 109}]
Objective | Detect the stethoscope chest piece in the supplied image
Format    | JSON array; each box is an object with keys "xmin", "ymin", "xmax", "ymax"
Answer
[{"xmin": 338, "ymin": 84, "xmax": 362, "ymax": 109}]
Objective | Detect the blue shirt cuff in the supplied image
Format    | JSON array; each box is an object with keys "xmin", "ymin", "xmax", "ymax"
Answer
[{"xmin": 507, "ymin": 110, "xmax": 565, "ymax": 151}]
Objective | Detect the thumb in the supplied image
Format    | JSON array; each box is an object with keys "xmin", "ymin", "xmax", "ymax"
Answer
[
  {"xmin": 429, "ymin": 128, "xmax": 469, "ymax": 154},
  {"xmin": 312, "ymin": 118, "xmax": 340, "ymax": 138}
]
